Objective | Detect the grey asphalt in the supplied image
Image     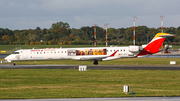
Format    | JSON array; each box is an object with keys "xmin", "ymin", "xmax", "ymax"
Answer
[
  {"xmin": 0, "ymin": 97, "xmax": 180, "ymax": 101},
  {"xmin": 0, "ymin": 64, "xmax": 180, "ymax": 70}
]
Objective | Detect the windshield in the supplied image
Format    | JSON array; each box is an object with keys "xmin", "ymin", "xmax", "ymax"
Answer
[{"xmin": 12, "ymin": 52, "xmax": 19, "ymax": 54}]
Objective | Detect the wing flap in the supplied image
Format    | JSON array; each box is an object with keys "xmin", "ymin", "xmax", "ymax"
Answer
[
  {"xmin": 71, "ymin": 55, "xmax": 108, "ymax": 61},
  {"xmin": 80, "ymin": 56, "xmax": 108, "ymax": 60},
  {"xmin": 71, "ymin": 50, "xmax": 118, "ymax": 61}
]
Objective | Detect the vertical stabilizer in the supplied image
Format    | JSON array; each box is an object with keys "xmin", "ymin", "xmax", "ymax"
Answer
[{"xmin": 137, "ymin": 33, "xmax": 175, "ymax": 56}]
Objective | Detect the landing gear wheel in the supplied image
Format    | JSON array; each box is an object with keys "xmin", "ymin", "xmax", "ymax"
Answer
[
  {"xmin": 12, "ymin": 62, "xmax": 16, "ymax": 66},
  {"xmin": 93, "ymin": 60, "xmax": 98, "ymax": 65}
]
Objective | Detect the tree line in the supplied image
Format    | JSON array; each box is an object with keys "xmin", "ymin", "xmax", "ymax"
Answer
[{"xmin": 1, "ymin": 21, "xmax": 180, "ymax": 46}]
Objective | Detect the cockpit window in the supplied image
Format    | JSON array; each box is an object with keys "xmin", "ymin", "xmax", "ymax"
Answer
[{"xmin": 12, "ymin": 52, "xmax": 19, "ymax": 54}]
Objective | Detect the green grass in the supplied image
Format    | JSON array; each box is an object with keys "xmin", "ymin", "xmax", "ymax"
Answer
[
  {"xmin": 0, "ymin": 69, "xmax": 180, "ymax": 99},
  {"xmin": 1, "ymin": 58, "xmax": 180, "ymax": 65},
  {"xmin": 171, "ymin": 45, "xmax": 180, "ymax": 49}
]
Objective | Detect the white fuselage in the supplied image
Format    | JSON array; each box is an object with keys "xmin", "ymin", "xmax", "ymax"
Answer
[{"xmin": 5, "ymin": 46, "xmax": 141, "ymax": 62}]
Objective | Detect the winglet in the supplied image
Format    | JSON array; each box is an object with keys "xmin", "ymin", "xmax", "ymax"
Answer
[{"xmin": 110, "ymin": 51, "xmax": 118, "ymax": 57}]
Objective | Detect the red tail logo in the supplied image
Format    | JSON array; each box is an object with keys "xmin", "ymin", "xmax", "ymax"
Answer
[{"xmin": 137, "ymin": 33, "xmax": 175, "ymax": 56}]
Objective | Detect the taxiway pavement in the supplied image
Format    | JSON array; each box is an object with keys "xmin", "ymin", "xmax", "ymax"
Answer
[{"xmin": 0, "ymin": 64, "xmax": 180, "ymax": 70}]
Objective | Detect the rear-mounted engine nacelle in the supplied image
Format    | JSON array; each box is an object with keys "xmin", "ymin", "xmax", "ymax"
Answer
[{"xmin": 129, "ymin": 46, "xmax": 144, "ymax": 52}]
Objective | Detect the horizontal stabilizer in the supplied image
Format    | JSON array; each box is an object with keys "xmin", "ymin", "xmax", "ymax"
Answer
[
  {"xmin": 157, "ymin": 34, "xmax": 175, "ymax": 37},
  {"xmin": 153, "ymin": 33, "xmax": 175, "ymax": 40}
]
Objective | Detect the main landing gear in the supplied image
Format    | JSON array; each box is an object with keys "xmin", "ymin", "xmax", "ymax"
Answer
[{"xmin": 93, "ymin": 60, "xmax": 98, "ymax": 65}]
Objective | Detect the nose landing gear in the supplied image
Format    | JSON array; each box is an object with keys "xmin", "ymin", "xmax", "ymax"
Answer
[{"xmin": 12, "ymin": 62, "xmax": 16, "ymax": 66}]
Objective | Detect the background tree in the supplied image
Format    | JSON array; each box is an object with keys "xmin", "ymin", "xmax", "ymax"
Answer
[
  {"xmin": 125, "ymin": 27, "xmax": 133, "ymax": 41},
  {"xmin": 0, "ymin": 21, "xmax": 180, "ymax": 45},
  {"xmin": 1, "ymin": 35, "xmax": 10, "ymax": 44}
]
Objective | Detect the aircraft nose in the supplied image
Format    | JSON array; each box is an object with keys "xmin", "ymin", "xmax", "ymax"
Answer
[
  {"xmin": 4, "ymin": 56, "xmax": 9, "ymax": 60},
  {"xmin": 4, "ymin": 55, "xmax": 12, "ymax": 62}
]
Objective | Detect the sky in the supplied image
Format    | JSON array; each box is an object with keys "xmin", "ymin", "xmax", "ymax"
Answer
[{"xmin": 0, "ymin": 0, "xmax": 180, "ymax": 30}]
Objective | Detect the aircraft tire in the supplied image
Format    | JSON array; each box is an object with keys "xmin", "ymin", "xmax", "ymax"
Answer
[
  {"xmin": 12, "ymin": 62, "xmax": 16, "ymax": 66},
  {"xmin": 93, "ymin": 60, "xmax": 98, "ymax": 65}
]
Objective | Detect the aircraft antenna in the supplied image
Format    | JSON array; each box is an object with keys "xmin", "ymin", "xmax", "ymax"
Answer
[{"xmin": 133, "ymin": 16, "xmax": 137, "ymax": 46}]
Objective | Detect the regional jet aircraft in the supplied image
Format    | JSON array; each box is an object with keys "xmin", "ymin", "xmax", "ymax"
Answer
[{"xmin": 5, "ymin": 33, "xmax": 174, "ymax": 65}]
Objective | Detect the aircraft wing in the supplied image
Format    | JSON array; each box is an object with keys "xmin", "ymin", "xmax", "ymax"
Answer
[
  {"xmin": 80, "ymin": 55, "xmax": 108, "ymax": 60},
  {"xmin": 71, "ymin": 51, "xmax": 118, "ymax": 61},
  {"xmin": 71, "ymin": 55, "xmax": 108, "ymax": 61}
]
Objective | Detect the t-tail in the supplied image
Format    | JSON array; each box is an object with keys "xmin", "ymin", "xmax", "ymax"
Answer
[{"xmin": 137, "ymin": 33, "xmax": 175, "ymax": 56}]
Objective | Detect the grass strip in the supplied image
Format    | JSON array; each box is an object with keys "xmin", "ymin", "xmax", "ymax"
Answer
[{"xmin": 0, "ymin": 69, "xmax": 180, "ymax": 99}]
